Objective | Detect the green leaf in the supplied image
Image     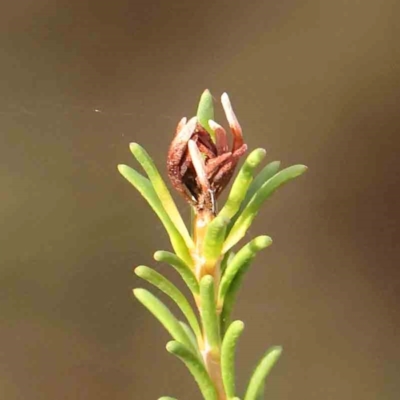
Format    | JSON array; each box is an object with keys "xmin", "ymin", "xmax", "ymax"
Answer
[
  {"xmin": 221, "ymin": 320, "xmax": 245, "ymax": 398},
  {"xmin": 203, "ymin": 214, "xmax": 230, "ymax": 266},
  {"xmin": 179, "ymin": 321, "xmax": 201, "ymax": 357},
  {"xmin": 227, "ymin": 161, "xmax": 281, "ymax": 234},
  {"xmin": 219, "ymin": 149, "xmax": 266, "ymax": 221},
  {"xmin": 223, "ymin": 165, "xmax": 307, "ymax": 253},
  {"xmin": 197, "ymin": 89, "xmax": 215, "ymax": 139},
  {"xmin": 219, "ymin": 236, "xmax": 272, "ymax": 305},
  {"xmin": 220, "ymin": 274, "xmax": 240, "ymax": 335},
  {"xmin": 220, "ymin": 250, "xmax": 235, "ymax": 275},
  {"xmin": 244, "ymin": 347, "xmax": 282, "ymax": 400},
  {"xmin": 118, "ymin": 165, "xmax": 193, "ymax": 267},
  {"xmin": 129, "ymin": 143, "xmax": 194, "ymax": 250},
  {"xmin": 219, "ymin": 236, "xmax": 271, "ymax": 334},
  {"xmin": 134, "ymin": 266, "xmax": 201, "ymax": 339},
  {"xmin": 133, "ymin": 288, "xmax": 194, "ymax": 351},
  {"xmin": 242, "ymin": 161, "xmax": 281, "ymax": 212},
  {"xmin": 200, "ymin": 275, "xmax": 220, "ymax": 352},
  {"xmin": 167, "ymin": 341, "xmax": 218, "ymax": 400},
  {"xmin": 154, "ymin": 251, "xmax": 199, "ymax": 295},
  {"xmin": 159, "ymin": 397, "xmax": 178, "ymax": 400}
]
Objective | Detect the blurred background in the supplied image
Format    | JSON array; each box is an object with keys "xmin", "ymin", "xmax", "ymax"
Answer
[{"xmin": 0, "ymin": 1, "xmax": 399, "ymax": 399}]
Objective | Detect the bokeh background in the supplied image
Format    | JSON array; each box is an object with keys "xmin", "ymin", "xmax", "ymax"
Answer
[{"xmin": 1, "ymin": 1, "xmax": 399, "ymax": 399}]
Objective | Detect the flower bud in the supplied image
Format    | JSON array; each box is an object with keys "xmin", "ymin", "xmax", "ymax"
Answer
[{"xmin": 167, "ymin": 92, "xmax": 247, "ymax": 216}]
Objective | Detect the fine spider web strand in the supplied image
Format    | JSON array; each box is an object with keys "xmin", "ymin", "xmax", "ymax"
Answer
[{"xmin": 0, "ymin": 101, "xmax": 157, "ymax": 118}]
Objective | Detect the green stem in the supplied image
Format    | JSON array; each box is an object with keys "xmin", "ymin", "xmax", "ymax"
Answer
[
  {"xmin": 198, "ymin": 275, "xmax": 228, "ymax": 400},
  {"xmin": 191, "ymin": 210, "xmax": 226, "ymax": 398}
]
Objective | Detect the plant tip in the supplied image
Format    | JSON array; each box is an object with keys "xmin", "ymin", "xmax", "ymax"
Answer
[
  {"xmin": 129, "ymin": 142, "xmax": 139, "ymax": 150},
  {"xmin": 117, "ymin": 164, "xmax": 127, "ymax": 173},
  {"xmin": 271, "ymin": 346, "xmax": 283, "ymax": 355},
  {"xmin": 134, "ymin": 266, "xmax": 144, "ymax": 276}
]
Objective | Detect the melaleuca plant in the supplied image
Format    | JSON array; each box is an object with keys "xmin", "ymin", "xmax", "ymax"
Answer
[{"xmin": 118, "ymin": 90, "xmax": 307, "ymax": 400}]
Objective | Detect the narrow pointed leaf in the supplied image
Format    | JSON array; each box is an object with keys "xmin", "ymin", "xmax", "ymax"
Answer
[
  {"xmin": 227, "ymin": 161, "xmax": 281, "ymax": 233},
  {"xmin": 167, "ymin": 341, "xmax": 218, "ymax": 400},
  {"xmin": 244, "ymin": 347, "xmax": 282, "ymax": 400},
  {"xmin": 244, "ymin": 161, "xmax": 281, "ymax": 207},
  {"xmin": 197, "ymin": 89, "xmax": 215, "ymax": 138},
  {"xmin": 220, "ymin": 272, "xmax": 242, "ymax": 335},
  {"xmin": 179, "ymin": 321, "xmax": 201, "ymax": 357},
  {"xmin": 219, "ymin": 148, "xmax": 266, "ymax": 220},
  {"xmin": 203, "ymin": 215, "xmax": 230, "ymax": 266},
  {"xmin": 135, "ymin": 266, "xmax": 201, "ymax": 338},
  {"xmin": 129, "ymin": 143, "xmax": 194, "ymax": 250},
  {"xmin": 221, "ymin": 320, "xmax": 245, "ymax": 398},
  {"xmin": 219, "ymin": 236, "xmax": 272, "ymax": 304},
  {"xmin": 154, "ymin": 251, "xmax": 199, "ymax": 295},
  {"xmin": 220, "ymin": 237, "xmax": 271, "ymax": 334},
  {"xmin": 220, "ymin": 250, "xmax": 235, "ymax": 275},
  {"xmin": 200, "ymin": 275, "xmax": 220, "ymax": 352},
  {"xmin": 224, "ymin": 165, "xmax": 307, "ymax": 252},
  {"xmin": 133, "ymin": 288, "xmax": 194, "ymax": 351},
  {"xmin": 118, "ymin": 165, "xmax": 192, "ymax": 266}
]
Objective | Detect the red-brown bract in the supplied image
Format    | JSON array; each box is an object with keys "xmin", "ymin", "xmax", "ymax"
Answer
[{"xmin": 167, "ymin": 93, "xmax": 247, "ymax": 216}]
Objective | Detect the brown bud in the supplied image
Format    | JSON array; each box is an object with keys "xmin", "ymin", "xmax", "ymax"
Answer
[{"xmin": 167, "ymin": 93, "xmax": 247, "ymax": 215}]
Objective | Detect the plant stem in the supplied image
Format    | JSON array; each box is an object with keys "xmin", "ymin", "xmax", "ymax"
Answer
[
  {"xmin": 193, "ymin": 210, "xmax": 227, "ymax": 400},
  {"xmin": 201, "ymin": 344, "xmax": 226, "ymax": 400},
  {"xmin": 192, "ymin": 210, "xmax": 213, "ymax": 279}
]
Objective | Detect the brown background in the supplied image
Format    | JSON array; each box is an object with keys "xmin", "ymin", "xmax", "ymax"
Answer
[{"xmin": 0, "ymin": 1, "xmax": 399, "ymax": 399}]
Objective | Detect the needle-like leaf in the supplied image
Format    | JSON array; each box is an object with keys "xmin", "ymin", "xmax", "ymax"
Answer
[
  {"xmin": 223, "ymin": 165, "xmax": 307, "ymax": 252},
  {"xmin": 219, "ymin": 236, "xmax": 271, "ymax": 334},
  {"xmin": 221, "ymin": 320, "xmax": 245, "ymax": 398},
  {"xmin": 203, "ymin": 215, "xmax": 230, "ymax": 267},
  {"xmin": 154, "ymin": 250, "xmax": 199, "ymax": 295},
  {"xmin": 220, "ymin": 250, "xmax": 235, "ymax": 275},
  {"xmin": 118, "ymin": 165, "xmax": 193, "ymax": 266},
  {"xmin": 129, "ymin": 143, "xmax": 194, "ymax": 250},
  {"xmin": 219, "ymin": 148, "xmax": 266, "ymax": 221},
  {"xmin": 228, "ymin": 161, "xmax": 281, "ymax": 232},
  {"xmin": 167, "ymin": 341, "xmax": 218, "ymax": 400},
  {"xmin": 200, "ymin": 275, "xmax": 220, "ymax": 352},
  {"xmin": 133, "ymin": 288, "xmax": 194, "ymax": 352},
  {"xmin": 220, "ymin": 273, "xmax": 241, "ymax": 335},
  {"xmin": 135, "ymin": 266, "xmax": 201, "ymax": 339},
  {"xmin": 197, "ymin": 89, "xmax": 215, "ymax": 139},
  {"xmin": 244, "ymin": 347, "xmax": 282, "ymax": 400},
  {"xmin": 243, "ymin": 161, "xmax": 281, "ymax": 208},
  {"xmin": 179, "ymin": 321, "xmax": 201, "ymax": 358},
  {"xmin": 219, "ymin": 236, "xmax": 272, "ymax": 305}
]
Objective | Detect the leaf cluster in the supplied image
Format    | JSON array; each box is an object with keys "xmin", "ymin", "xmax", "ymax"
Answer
[{"xmin": 118, "ymin": 91, "xmax": 306, "ymax": 399}]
